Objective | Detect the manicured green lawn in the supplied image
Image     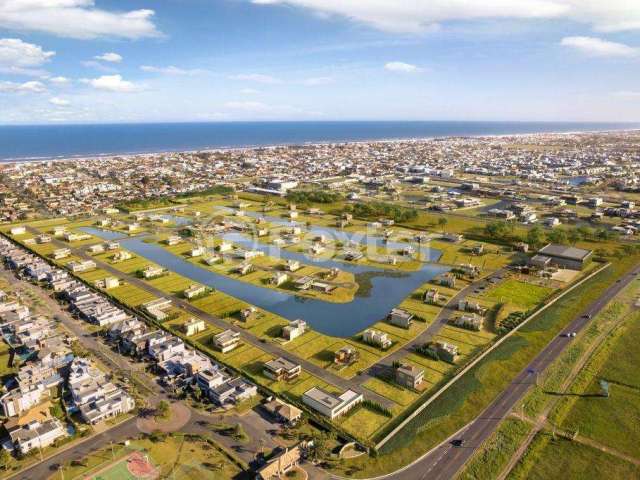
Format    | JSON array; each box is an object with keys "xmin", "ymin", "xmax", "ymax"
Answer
[
  {"xmin": 363, "ymin": 377, "xmax": 418, "ymax": 407},
  {"xmin": 339, "ymin": 407, "xmax": 393, "ymax": 440},
  {"xmin": 485, "ymin": 279, "xmax": 553, "ymax": 310}
]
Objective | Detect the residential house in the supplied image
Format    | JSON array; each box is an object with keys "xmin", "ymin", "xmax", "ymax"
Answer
[
  {"xmin": 112, "ymin": 251, "xmax": 132, "ymax": 262},
  {"xmin": 387, "ymin": 308, "xmax": 414, "ymax": 329},
  {"xmin": 165, "ymin": 236, "xmax": 182, "ymax": 246},
  {"xmin": 66, "ymin": 260, "xmax": 96, "ymax": 273},
  {"xmin": 270, "ymin": 272, "xmax": 289, "ymax": 287},
  {"xmin": 334, "ymin": 346, "xmax": 358, "ymax": 366},
  {"xmin": 395, "ymin": 364, "xmax": 424, "ymax": 389},
  {"xmin": 362, "ymin": 329, "xmax": 392, "ymax": 349},
  {"xmin": 285, "ymin": 260, "xmax": 301, "ymax": 272},
  {"xmin": 302, "ymin": 387, "xmax": 363, "ymax": 420},
  {"xmin": 142, "ymin": 298, "xmax": 172, "ymax": 321},
  {"xmin": 208, "ymin": 377, "xmax": 257, "ymax": 405},
  {"xmin": 258, "ymin": 446, "xmax": 302, "ymax": 480},
  {"xmin": 436, "ymin": 273, "xmax": 456, "ymax": 288},
  {"xmin": 183, "ymin": 284, "xmax": 206, "ymax": 299},
  {"xmin": 281, "ymin": 319, "xmax": 306, "ymax": 341},
  {"xmin": 52, "ymin": 248, "xmax": 71, "ymax": 260},
  {"xmin": 263, "ymin": 357, "xmax": 301, "ymax": 382},
  {"xmin": 88, "ymin": 244, "xmax": 105, "ymax": 255},
  {"xmin": 148, "ymin": 336, "xmax": 185, "ymax": 363},
  {"xmin": 451, "ymin": 313, "xmax": 484, "ymax": 331},
  {"xmin": 183, "ymin": 318, "xmax": 206, "ymax": 337},
  {"xmin": 423, "ymin": 288, "xmax": 441, "ymax": 305},
  {"xmin": 233, "ymin": 263, "xmax": 253, "ymax": 276},
  {"xmin": 141, "ymin": 265, "xmax": 165, "ymax": 279},
  {"xmin": 262, "ymin": 398, "xmax": 302, "ymax": 426},
  {"xmin": 428, "ymin": 341, "xmax": 459, "ymax": 363},
  {"xmin": 212, "ymin": 330, "xmax": 240, "ymax": 353},
  {"xmin": 8, "ymin": 419, "xmax": 67, "ymax": 454},
  {"xmin": 458, "ymin": 298, "xmax": 487, "ymax": 316}
]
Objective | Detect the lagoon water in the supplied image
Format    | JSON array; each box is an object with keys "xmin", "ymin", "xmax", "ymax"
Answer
[
  {"xmin": 1, "ymin": 121, "xmax": 636, "ymax": 161},
  {"xmin": 81, "ymin": 225, "xmax": 449, "ymax": 337}
]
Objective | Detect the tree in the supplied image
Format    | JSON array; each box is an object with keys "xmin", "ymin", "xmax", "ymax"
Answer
[
  {"xmin": 567, "ymin": 228, "xmax": 581, "ymax": 245},
  {"xmin": 577, "ymin": 226, "xmax": 592, "ymax": 241},
  {"xmin": 437, "ymin": 217, "xmax": 448, "ymax": 232},
  {"xmin": 192, "ymin": 384, "xmax": 202, "ymax": 402},
  {"xmin": 156, "ymin": 400, "xmax": 171, "ymax": 419},
  {"xmin": 0, "ymin": 449, "xmax": 12, "ymax": 471},
  {"xmin": 546, "ymin": 229, "xmax": 568, "ymax": 245},
  {"xmin": 526, "ymin": 225, "xmax": 544, "ymax": 248},
  {"xmin": 310, "ymin": 431, "xmax": 336, "ymax": 462},
  {"xmin": 484, "ymin": 221, "xmax": 512, "ymax": 241}
]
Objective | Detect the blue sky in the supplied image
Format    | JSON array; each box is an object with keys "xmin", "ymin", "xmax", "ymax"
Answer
[{"xmin": 0, "ymin": 0, "xmax": 639, "ymax": 124}]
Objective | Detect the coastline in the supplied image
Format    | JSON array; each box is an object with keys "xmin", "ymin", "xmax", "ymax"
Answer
[{"xmin": 1, "ymin": 122, "xmax": 638, "ymax": 165}]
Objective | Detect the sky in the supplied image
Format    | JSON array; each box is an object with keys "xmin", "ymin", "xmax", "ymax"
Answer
[{"xmin": 0, "ymin": 0, "xmax": 639, "ymax": 124}]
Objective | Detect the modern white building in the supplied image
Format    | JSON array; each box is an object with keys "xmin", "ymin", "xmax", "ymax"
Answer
[
  {"xmin": 9, "ymin": 419, "xmax": 67, "ymax": 454},
  {"xmin": 302, "ymin": 387, "xmax": 363, "ymax": 420}
]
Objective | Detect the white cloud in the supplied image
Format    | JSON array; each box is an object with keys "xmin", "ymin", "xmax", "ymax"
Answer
[
  {"xmin": 229, "ymin": 73, "xmax": 282, "ymax": 84},
  {"xmin": 560, "ymin": 36, "xmax": 637, "ymax": 57},
  {"xmin": 95, "ymin": 52, "xmax": 122, "ymax": 63},
  {"xmin": 81, "ymin": 74, "xmax": 142, "ymax": 93},
  {"xmin": 49, "ymin": 76, "xmax": 70, "ymax": 85},
  {"xmin": 0, "ymin": 38, "xmax": 54, "ymax": 75},
  {"xmin": 0, "ymin": 80, "xmax": 47, "ymax": 93},
  {"xmin": 0, "ymin": 0, "xmax": 159, "ymax": 39},
  {"xmin": 250, "ymin": 1, "xmax": 640, "ymax": 34},
  {"xmin": 301, "ymin": 76, "xmax": 334, "ymax": 86},
  {"xmin": 384, "ymin": 61, "xmax": 420, "ymax": 73},
  {"xmin": 82, "ymin": 60, "xmax": 117, "ymax": 72},
  {"xmin": 240, "ymin": 88, "xmax": 260, "ymax": 94},
  {"xmin": 49, "ymin": 96, "xmax": 70, "ymax": 106},
  {"xmin": 140, "ymin": 65, "xmax": 206, "ymax": 76}
]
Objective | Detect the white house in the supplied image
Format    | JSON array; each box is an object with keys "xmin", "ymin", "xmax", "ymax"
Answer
[
  {"xmin": 9, "ymin": 419, "xmax": 67, "ymax": 454},
  {"xmin": 281, "ymin": 319, "xmax": 306, "ymax": 341},
  {"xmin": 302, "ymin": 387, "xmax": 363, "ymax": 420}
]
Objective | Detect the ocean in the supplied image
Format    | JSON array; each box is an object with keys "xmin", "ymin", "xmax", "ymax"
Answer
[{"xmin": 0, "ymin": 121, "xmax": 636, "ymax": 162}]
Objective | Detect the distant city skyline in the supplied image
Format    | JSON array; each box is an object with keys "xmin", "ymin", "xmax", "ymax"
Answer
[{"xmin": 0, "ymin": 1, "xmax": 639, "ymax": 124}]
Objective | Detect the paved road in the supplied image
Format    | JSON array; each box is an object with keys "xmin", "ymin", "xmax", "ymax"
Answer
[{"xmin": 389, "ymin": 263, "xmax": 640, "ymax": 480}]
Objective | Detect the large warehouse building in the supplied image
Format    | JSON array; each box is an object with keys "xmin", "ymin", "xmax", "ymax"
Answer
[{"xmin": 531, "ymin": 244, "xmax": 593, "ymax": 270}]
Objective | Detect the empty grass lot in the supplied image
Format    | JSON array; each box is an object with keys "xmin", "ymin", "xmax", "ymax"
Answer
[
  {"xmin": 550, "ymin": 308, "xmax": 640, "ymax": 459},
  {"xmin": 507, "ymin": 434, "xmax": 640, "ymax": 480},
  {"xmin": 485, "ymin": 279, "xmax": 553, "ymax": 310}
]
